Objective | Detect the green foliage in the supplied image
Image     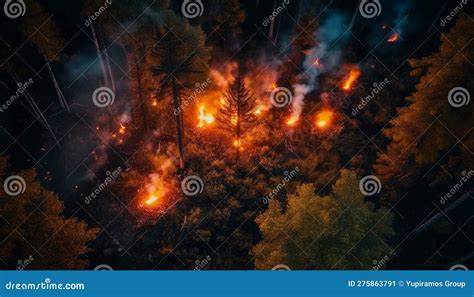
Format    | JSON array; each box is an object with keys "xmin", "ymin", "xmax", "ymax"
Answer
[{"xmin": 252, "ymin": 170, "xmax": 394, "ymax": 269}]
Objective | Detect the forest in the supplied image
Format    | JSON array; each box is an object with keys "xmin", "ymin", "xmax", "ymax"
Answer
[{"xmin": 0, "ymin": 0, "xmax": 473, "ymax": 270}]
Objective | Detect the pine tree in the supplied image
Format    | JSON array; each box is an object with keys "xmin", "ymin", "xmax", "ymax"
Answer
[
  {"xmin": 150, "ymin": 11, "xmax": 210, "ymax": 169},
  {"xmin": 218, "ymin": 64, "xmax": 257, "ymax": 158}
]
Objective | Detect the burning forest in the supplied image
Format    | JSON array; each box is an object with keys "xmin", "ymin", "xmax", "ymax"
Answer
[{"xmin": 0, "ymin": 0, "xmax": 473, "ymax": 271}]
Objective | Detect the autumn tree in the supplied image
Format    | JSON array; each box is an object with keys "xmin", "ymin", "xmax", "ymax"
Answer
[
  {"xmin": 252, "ymin": 170, "xmax": 394, "ymax": 269},
  {"xmin": 0, "ymin": 155, "xmax": 97, "ymax": 269},
  {"xmin": 375, "ymin": 16, "xmax": 474, "ymax": 190},
  {"xmin": 150, "ymin": 11, "xmax": 210, "ymax": 169},
  {"xmin": 218, "ymin": 64, "xmax": 257, "ymax": 158}
]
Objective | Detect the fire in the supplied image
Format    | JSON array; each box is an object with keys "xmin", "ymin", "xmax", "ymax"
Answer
[
  {"xmin": 254, "ymin": 105, "xmax": 263, "ymax": 116},
  {"xmin": 387, "ymin": 32, "xmax": 400, "ymax": 43},
  {"xmin": 286, "ymin": 115, "xmax": 299, "ymax": 127},
  {"xmin": 341, "ymin": 68, "xmax": 361, "ymax": 91},
  {"xmin": 197, "ymin": 104, "xmax": 215, "ymax": 128},
  {"xmin": 231, "ymin": 115, "xmax": 238, "ymax": 125},
  {"xmin": 145, "ymin": 194, "xmax": 159, "ymax": 206},
  {"xmin": 233, "ymin": 138, "xmax": 244, "ymax": 151},
  {"xmin": 313, "ymin": 58, "xmax": 321, "ymax": 67},
  {"xmin": 119, "ymin": 124, "xmax": 126, "ymax": 135},
  {"xmin": 315, "ymin": 110, "xmax": 334, "ymax": 129},
  {"xmin": 151, "ymin": 100, "xmax": 158, "ymax": 107}
]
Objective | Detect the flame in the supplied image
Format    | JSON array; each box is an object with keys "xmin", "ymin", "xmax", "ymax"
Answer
[
  {"xmin": 313, "ymin": 58, "xmax": 321, "ymax": 67},
  {"xmin": 197, "ymin": 104, "xmax": 215, "ymax": 128},
  {"xmin": 152, "ymin": 100, "xmax": 158, "ymax": 107},
  {"xmin": 387, "ymin": 32, "xmax": 400, "ymax": 43},
  {"xmin": 286, "ymin": 115, "xmax": 299, "ymax": 127},
  {"xmin": 233, "ymin": 138, "xmax": 244, "ymax": 151},
  {"xmin": 231, "ymin": 115, "xmax": 238, "ymax": 126},
  {"xmin": 315, "ymin": 110, "xmax": 334, "ymax": 129},
  {"xmin": 119, "ymin": 124, "xmax": 126, "ymax": 135},
  {"xmin": 254, "ymin": 105, "xmax": 264, "ymax": 116},
  {"xmin": 145, "ymin": 194, "xmax": 159, "ymax": 206},
  {"xmin": 341, "ymin": 68, "xmax": 361, "ymax": 91}
]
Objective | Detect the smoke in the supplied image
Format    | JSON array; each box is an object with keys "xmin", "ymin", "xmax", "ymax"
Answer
[{"xmin": 291, "ymin": 11, "xmax": 349, "ymax": 117}]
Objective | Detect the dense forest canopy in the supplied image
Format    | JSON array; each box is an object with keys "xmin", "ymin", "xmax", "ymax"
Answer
[{"xmin": 0, "ymin": 0, "xmax": 472, "ymax": 270}]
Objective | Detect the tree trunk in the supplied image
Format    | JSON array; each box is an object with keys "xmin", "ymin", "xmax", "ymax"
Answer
[
  {"xmin": 133, "ymin": 49, "xmax": 148, "ymax": 132},
  {"xmin": 172, "ymin": 77, "xmax": 185, "ymax": 169},
  {"xmin": 90, "ymin": 22, "xmax": 109, "ymax": 87}
]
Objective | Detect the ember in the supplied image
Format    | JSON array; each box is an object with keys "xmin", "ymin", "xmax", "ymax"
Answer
[
  {"xmin": 387, "ymin": 32, "xmax": 400, "ymax": 43},
  {"xmin": 286, "ymin": 115, "xmax": 299, "ymax": 127}
]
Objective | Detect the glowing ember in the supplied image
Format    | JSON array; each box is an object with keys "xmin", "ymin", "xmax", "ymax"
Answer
[
  {"xmin": 315, "ymin": 110, "xmax": 334, "ymax": 129},
  {"xmin": 145, "ymin": 194, "xmax": 159, "ymax": 206},
  {"xmin": 197, "ymin": 104, "xmax": 215, "ymax": 128},
  {"xmin": 286, "ymin": 115, "xmax": 299, "ymax": 127},
  {"xmin": 119, "ymin": 124, "xmax": 126, "ymax": 135},
  {"xmin": 341, "ymin": 68, "xmax": 361, "ymax": 91},
  {"xmin": 254, "ymin": 106, "xmax": 263, "ymax": 116},
  {"xmin": 231, "ymin": 115, "xmax": 238, "ymax": 126},
  {"xmin": 313, "ymin": 58, "xmax": 321, "ymax": 67},
  {"xmin": 152, "ymin": 100, "xmax": 158, "ymax": 107},
  {"xmin": 387, "ymin": 32, "xmax": 400, "ymax": 43}
]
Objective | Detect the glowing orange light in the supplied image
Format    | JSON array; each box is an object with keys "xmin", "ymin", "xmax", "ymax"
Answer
[
  {"xmin": 341, "ymin": 68, "xmax": 361, "ymax": 91},
  {"xmin": 315, "ymin": 110, "xmax": 334, "ymax": 129},
  {"xmin": 233, "ymin": 138, "xmax": 244, "ymax": 151},
  {"xmin": 387, "ymin": 32, "xmax": 400, "ymax": 43},
  {"xmin": 145, "ymin": 194, "xmax": 159, "ymax": 206},
  {"xmin": 286, "ymin": 115, "xmax": 299, "ymax": 127},
  {"xmin": 152, "ymin": 100, "xmax": 158, "ymax": 107},
  {"xmin": 254, "ymin": 106, "xmax": 263, "ymax": 116},
  {"xmin": 231, "ymin": 115, "xmax": 238, "ymax": 126},
  {"xmin": 313, "ymin": 58, "xmax": 321, "ymax": 67},
  {"xmin": 118, "ymin": 124, "xmax": 126, "ymax": 135},
  {"xmin": 197, "ymin": 104, "xmax": 215, "ymax": 128}
]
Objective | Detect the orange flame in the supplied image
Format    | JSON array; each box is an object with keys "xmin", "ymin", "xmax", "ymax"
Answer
[
  {"xmin": 233, "ymin": 138, "xmax": 244, "ymax": 151},
  {"xmin": 197, "ymin": 104, "xmax": 215, "ymax": 128},
  {"xmin": 387, "ymin": 32, "xmax": 400, "ymax": 43},
  {"xmin": 145, "ymin": 195, "xmax": 159, "ymax": 206},
  {"xmin": 341, "ymin": 68, "xmax": 361, "ymax": 91},
  {"xmin": 286, "ymin": 115, "xmax": 299, "ymax": 127},
  {"xmin": 315, "ymin": 110, "xmax": 334, "ymax": 129},
  {"xmin": 313, "ymin": 58, "xmax": 321, "ymax": 68},
  {"xmin": 254, "ymin": 105, "xmax": 264, "ymax": 116}
]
